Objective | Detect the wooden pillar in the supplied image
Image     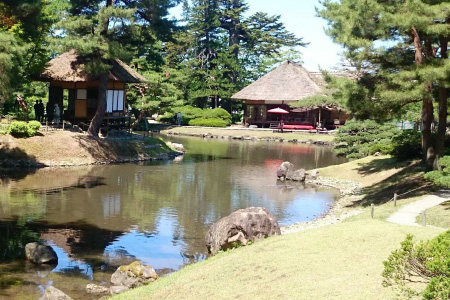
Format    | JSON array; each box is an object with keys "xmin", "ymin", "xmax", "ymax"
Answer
[{"xmin": 318, "ymin": 107, "xmax": 322, "ymax": 127}]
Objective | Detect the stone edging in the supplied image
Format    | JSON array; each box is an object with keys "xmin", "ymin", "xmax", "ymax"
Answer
[
  {"xmin": 165, "ymin": 131, "xmax": 335, "ymax": 146},
  {"xmin": 306, "ymin": 176, "xmax": 363, "ymax": 196}
]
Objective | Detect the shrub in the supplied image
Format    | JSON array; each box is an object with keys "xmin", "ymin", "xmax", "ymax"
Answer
[
  {"xmin": 158, "ymin": 106, "xmax": 232, "ymax": 126},
  {"xmin": 383, "ymin": 231, "xmax": 450, "ymax": 299},
  {"xmin": 188, "ymin": 118, "xmax": 229, "ymax": 127},
  {"xmin": 424, "ymin": 156, "xmax": 450, "ymax": 187},
  {"xmin": 334, "ymin": 120, "xmax": 401, "ymax": 158},
  {"xmin": 8, "ymin": 121, "xmax": 40, "ymax": 137},
  {"xmin": 391, "ymin": 130, "xmax": 422, "ymax": 160}
]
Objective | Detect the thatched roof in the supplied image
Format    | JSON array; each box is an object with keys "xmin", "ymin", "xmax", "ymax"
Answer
[
  {"xmin": 231, "ymin": 61, "xmax": 322, "ymax": 102},
  {"xmin": 40, "ymin": 50, "xmax": 147, "ymax": 83}
]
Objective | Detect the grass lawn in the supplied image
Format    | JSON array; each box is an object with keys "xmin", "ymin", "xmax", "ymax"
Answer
[
  {"xmin": 114, "ymin": 155, "xmax": 444, "ymax": 300},
  {"xmin": 162, "ymin": 126, "xmax": 335, "ymax": 142},
  {"xmin": 115, "ymin": 217, "xmax": 442, "ymax": 300},
  {"xmin": 416, "ymin": 200, "xmax": 450, "ymax": 229}
]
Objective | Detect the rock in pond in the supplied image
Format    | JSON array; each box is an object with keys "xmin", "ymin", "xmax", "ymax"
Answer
[
  {"xmin": 39, "ymin": 286, "xmax": 72, "ymax": 300},
  {"xmin": 277, "ymin": 161, "xmax": 294, "ymax": 179},
  {"xmin": 205, "ymin": 207, "xmax": 281, "ymax": 255},
  {"xmin": 111, "ymin": 261, "xmax": 158, "ymax": 288},
  {"xmin": 289, "ymin": 169, "xmax": 306, "ymax": 182},
  {"xmin": 25, "ymin": 242, "xmax": 58, "ymax": 264},
  {"xmin": 309, "ymin": 169, "xmax": 320, "ymax": 180},
  {"xmin": 86, "ymin": 284, "xmax": 110, "ymax": 295}
]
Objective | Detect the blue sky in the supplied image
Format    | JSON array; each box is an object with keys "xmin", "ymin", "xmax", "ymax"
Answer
[
  {"xmin": 170, "ymin": 0, "xmax": 343, "ymax": 71},
  {"xmin": 246, "ymin": 0, "xmax": 342, "ymax": 71}
]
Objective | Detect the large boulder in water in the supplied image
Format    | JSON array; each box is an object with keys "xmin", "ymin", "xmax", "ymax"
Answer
[
  {"xmin": 277, "ymin": 162, "xmax": 294, "ymax": 179},
  {"xmin": 289, "ymin": 169, "xmax": 306, "ymax": 182},
  {"xmin": 25, "ymin": 242, "xmax": 58, "ymax": 265},
  {"xmin": 111, "ymin": 261, "xmax": 158, "ymax": 288},
  {"xmin": 205, "ymin": 207, "xmax": 281, "ymax": 255}
]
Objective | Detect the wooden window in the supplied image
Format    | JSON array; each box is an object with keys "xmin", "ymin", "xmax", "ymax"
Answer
[{"xmin": 106, "ymin": 90, "xmax": 125, "ymax": 112}]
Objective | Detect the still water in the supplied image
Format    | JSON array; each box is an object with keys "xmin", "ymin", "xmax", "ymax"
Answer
[{"xmin": 0, "ymin": 135, "xmax": 346, "ymax": 299}]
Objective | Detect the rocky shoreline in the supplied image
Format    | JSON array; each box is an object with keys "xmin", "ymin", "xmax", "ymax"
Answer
[
  {"xmin": 165, "ymin": 131, "xmax": 335, "ymax": 146},
  {"xmin": 281, "ymin": 176, "xmax": 364, "ymax": 234}
]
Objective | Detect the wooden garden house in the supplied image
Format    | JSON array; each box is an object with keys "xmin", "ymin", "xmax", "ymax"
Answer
[
  {"xmin": 39, "ymin": 50, "xmax": 146, "ymax": 125},
  {"xmin": 231, "ymin": 61, "xmax": 349, "ymax": 129}
]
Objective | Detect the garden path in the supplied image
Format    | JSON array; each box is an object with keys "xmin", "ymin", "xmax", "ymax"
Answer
[{"xmin": 387, "ymin": 193, "xmax": 450, "ymax": 226}]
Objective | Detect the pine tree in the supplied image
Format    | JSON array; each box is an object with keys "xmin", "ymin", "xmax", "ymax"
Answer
[
  {"xmin": 56, "ymin": 0, "xmax": 134, "ymax": 136},
  {"xmin": 319, "ymin": 0, "xmax": 450, "ymax": 169}
]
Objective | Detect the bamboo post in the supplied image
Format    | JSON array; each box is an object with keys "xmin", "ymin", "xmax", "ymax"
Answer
[
  {"xmin": 422, "ymin": 211, "xmax": 426, "ymax": 226},
  {"xmin": 62, "ymin": 120, "xmax": 65, "ymax": 131},
  {"xmin": 394, "ymin": 193, "xmax": 398, "ymax": 206},
  {"xmin": 46, "ymin": 120, "xmax": 48, "ymax": 131},
  {"xmin": 371, "ymin": 203, "xmax": 374, "ymax": 219}
]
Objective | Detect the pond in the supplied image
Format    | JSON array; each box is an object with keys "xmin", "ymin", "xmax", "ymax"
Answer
[{"xmin": 0, "ymin": 135, "xmax": 346, "ymax": 299}]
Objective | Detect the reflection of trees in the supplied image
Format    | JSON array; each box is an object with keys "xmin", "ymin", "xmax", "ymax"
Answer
[
  {"xmin": 0, "ymin": 220, "xmax": 40, "ymax": 262},
  {"xmin": 0, "ymin": 136, "xmax": 347, "ymax": 276}
]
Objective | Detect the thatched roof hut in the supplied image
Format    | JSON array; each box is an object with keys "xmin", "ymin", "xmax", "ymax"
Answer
[
  {"xmin": 40, "ymin": 50, "xmax": 146, "ymax": 83},
  {"xmin": 231, "ymin": 61, "xmax": 322, "ymax": 102}
]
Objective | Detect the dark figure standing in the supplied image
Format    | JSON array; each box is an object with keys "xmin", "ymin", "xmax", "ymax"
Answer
[
  {"xmin": 46, "ymin": 101, "xmax": 53, "ymax": 123},
  {"xmin": 38, "ymin": 100, "xmax": 44, "ymax": 122},
  {"xmin": 279, "ymin": 119, "xmax": 284, "ymax": 133},
  {"xmin": 34, "ymin": 101, "xmax": 40, "ymax": 121}
]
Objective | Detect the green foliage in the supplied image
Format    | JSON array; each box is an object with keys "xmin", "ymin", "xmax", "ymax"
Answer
[
  {"xmin": 8, "ymin": 120, "xmax": 40, "ymax": 137},
  {"xmin": 424, "ymin": 156, "xmax": 450, "ymax": 187},
  {"xmin": 159, "ymin": 106, "xmax": 231, "ymax": 126},
  {"xmin": 391, "ymin": 130, "xmax": 422, "ymax": 160},
  {"xmin": 334, "ymin": 120, "xmax": 401, "ymax": 159},
  {"xmin": 383, "ymin": 231, "xmax": 450, "ymax": 299},
  {"xmin": 188, "ymin": 118, "xmax": 229, "ymax": 127}
]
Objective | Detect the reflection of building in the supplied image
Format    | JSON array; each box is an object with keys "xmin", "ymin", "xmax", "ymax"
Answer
[
  {"xmin": 232, "ymin": 61, "xmax": 349, "ymax": 128},
  {"xmin": 102, "ymin": 193, "xmax": 121, "ymax": 218}
]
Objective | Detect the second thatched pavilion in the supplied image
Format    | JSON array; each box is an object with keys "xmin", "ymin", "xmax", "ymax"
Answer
[
  {"xmin": 231, "ymin": 61, "xmax": 348, "ymax": 129},
  {"xmin": 39, "ymin": 50, "xmax": 146, "ymax": 126}
]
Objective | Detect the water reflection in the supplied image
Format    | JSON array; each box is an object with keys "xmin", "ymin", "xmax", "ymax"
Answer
[{"xmin": 0, "ymin": 136, "xmax": 346, "ymax": 299}]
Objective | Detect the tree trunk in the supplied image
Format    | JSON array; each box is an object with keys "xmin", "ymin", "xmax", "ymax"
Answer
[
  {"xmin": 411, "ymin": 26, "xmax": 434, "ymax": 168},
  {"xmin": 422, "ymin": 97, "xmax": 434, "ymax": 168},
  {"xmin": 87, "ymin": 73, "xmax": 108, "ymax": 137},
  {"xmin": 435, "ymin": 36, "xmax": 449, "ymax": 170}
]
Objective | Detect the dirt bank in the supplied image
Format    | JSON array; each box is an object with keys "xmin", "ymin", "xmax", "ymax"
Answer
[{"xmin": 0, "ymin": 131, "xmax": 178, "ymax": 168}]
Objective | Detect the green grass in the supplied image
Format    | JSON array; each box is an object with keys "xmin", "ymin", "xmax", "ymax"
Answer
[
  {"xmin": 163, "ymin": 126, "xmax": 335, "ymax": 142},
  {"xmin": 114, "ymin": 217, "xmax": 442, "ymax": 300},
  {"xmin": 416, "ymin": 200, "xmax": 450, "ymax": 229}
]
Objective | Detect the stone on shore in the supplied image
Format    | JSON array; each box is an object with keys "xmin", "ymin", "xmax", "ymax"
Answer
[
  {"xmin": 110, "ymin": 285, "xmax": 130, "ymax": 295},
  {"xmin": 25, "ymin": 242, "xmax": 58, "ymax": 264},
  {"xmin": 205, "ymin": 207, "xmax": 281, "ymax": 255},
  {"xmin": 309, "ymin": 169, "xmax": 319, "ymax": 179},
  {"xmin": 111, "ymin": 261, "xmax": 158, "ymax": 288},
  {"xmin": 39, "ymin": 286, "xmax": 72, "ymax": 300},
  {"xmin": 167, "ymin": 142, "xmax": 186, "ymax": 153}
]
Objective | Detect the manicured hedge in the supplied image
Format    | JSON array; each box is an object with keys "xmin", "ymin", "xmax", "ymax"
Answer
[{"xmin": 188, "ymin": 118, "xmax": 229, "ymax": 127}]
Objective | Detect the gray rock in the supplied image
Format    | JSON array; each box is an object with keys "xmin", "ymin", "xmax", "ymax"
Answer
[
  {"xmin": 290, "ymin": 169, "xmax": 306, "ymax": 182},
  {"xmin": 205, "ymin": 207, "xmax": 281, "ymax": 255},
  {"xmin": 167, "ymin": 142, "xmax": 186, "ymax": 153},
  {"xmin": 86, "ymin": 284, "xmax": 110, "ymax": 294},
  {"xmin": 39, "ymin": 286, "xmax": 72, "ymax": 300},
  {"xmin": 277, "ymin": 161, "xmax": 294, "ymax": 179},
  {"xmin": 310, "ymin": 169, "xmax": 319, "ymax": 179},
  {"xmin": 110, "ymin": 286, "xmax": 130, "ymax": 295},
  {"xmin": 25, "ymin": 242, "xmax": 58, "ymax": 264},
  {"xmin": 111, "ymin": 261, "xmax": 158, "ymax": 288},
  {"xmin": 249, "ymin": 125, "xmax": 258, "ymax": 129}
]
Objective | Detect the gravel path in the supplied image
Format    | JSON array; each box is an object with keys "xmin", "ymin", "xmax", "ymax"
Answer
[{"xmin": 387, "ymin": 194, "xmax": 449, "ymax": 226}]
